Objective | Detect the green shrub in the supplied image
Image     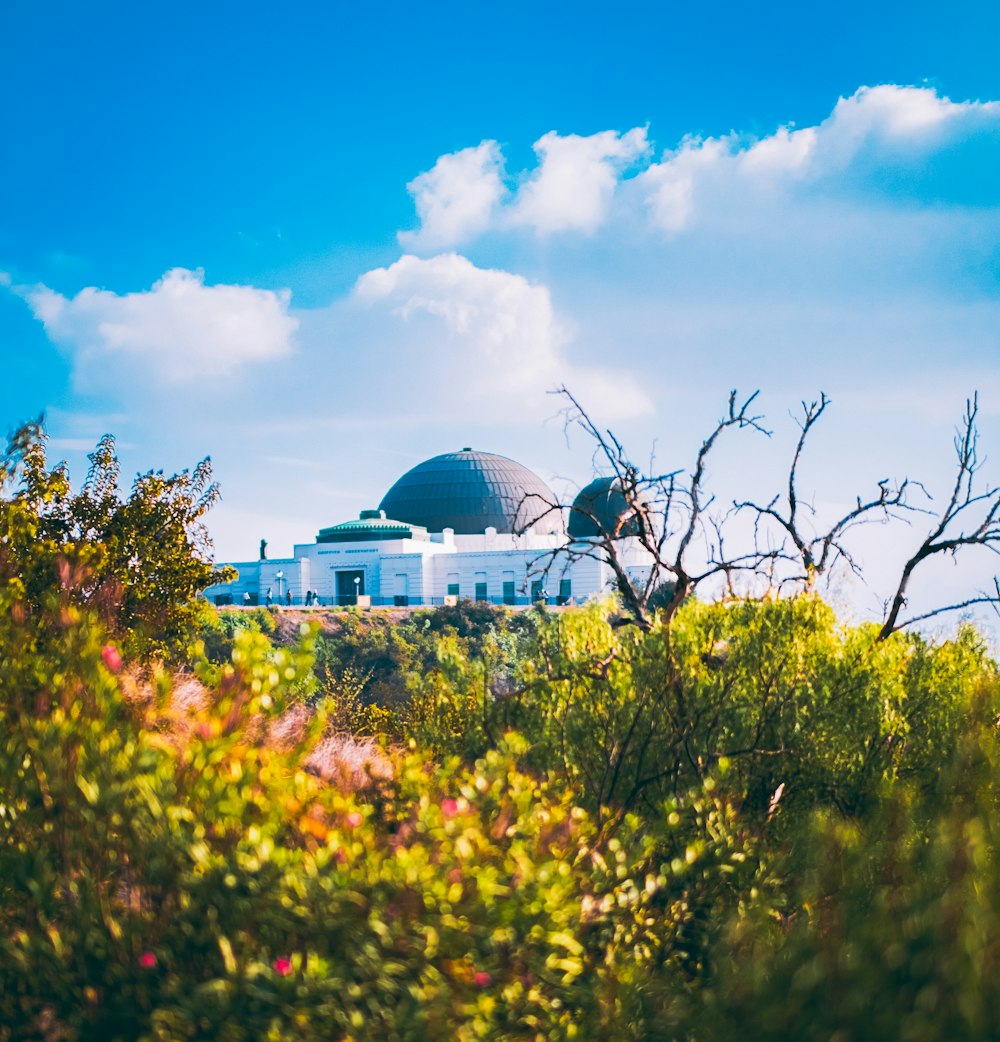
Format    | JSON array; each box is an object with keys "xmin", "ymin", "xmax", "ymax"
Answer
[
  {"xmin": 699, "ymin": 711, "xmax": 1000, "ymax": 1042},
  {"xmin": 404, "ymin": 596, "xmax": 998, "ymax": 830},
  {"xmin": 0, "ymin": 585, "xmax": 770, "ymax": 1041}
]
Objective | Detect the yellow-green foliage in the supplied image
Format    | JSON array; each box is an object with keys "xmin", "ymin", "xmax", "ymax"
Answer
[
  {"xmin": 9, "ymin": 420, "xmax": 1000, "ymax": 1038},
  {"xmin": 407, "ymin": 595, "xmax": 997, "ymax": 830},
  {"xmin": 0, "ymin": 587, "xmax": 764, "ymax": 1041},
  {"xmin": 0, "ymin": 422, "xmax": 230, "ymax": 662},
  {"xmin": 701, "ymin": 715, "xmax": 1000, "ymax": 1042},
  {"xmin": 4, "ymin": 570, "xmax": 1000, "ymax": 1039}
]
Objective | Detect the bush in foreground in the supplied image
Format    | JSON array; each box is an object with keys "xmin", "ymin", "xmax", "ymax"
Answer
[
  {"xmin": 0, "ymin": 589, "xmax": 766, "ymax": 1041},
  {"xmin": 5, "ymin": 574, "xmax": 1000, "ymax": 1039}
]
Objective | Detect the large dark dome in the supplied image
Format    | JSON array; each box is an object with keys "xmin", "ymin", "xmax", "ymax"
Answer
[
  {"xmin": 379, "ymin": 449, "xmax": 561, "ymax": 535},
  {"xmin": 568, "ymin": 477, "xmax": 643, "ymax": 540}
]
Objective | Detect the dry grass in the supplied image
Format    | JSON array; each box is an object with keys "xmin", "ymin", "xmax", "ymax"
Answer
[
  {"xmin": 127, "ymin": 673, "xmax": 396, "ymax": 795},
  {"xmin": 304, "ymin": 732, "xmax": 395, "ymax": 793}
]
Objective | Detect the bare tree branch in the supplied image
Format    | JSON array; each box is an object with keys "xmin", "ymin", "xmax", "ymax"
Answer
[
  {"xmin": 878, "ymin": 394, "xmax": 1000, "ymax": 640},
  {"xmin": 521, "ymin": 387, "xmax": 774, "ymax": 630},
  {"xmin": 889, "ymin": 578, "xmax": 1000, "ymax": 633},
  {"xmin": 527, "ymin": 385, "xmax": 1000, "ymax": 640},
  {"xmin": 737, "ymin": 393, "xmax": 924, "ymax": 591}
]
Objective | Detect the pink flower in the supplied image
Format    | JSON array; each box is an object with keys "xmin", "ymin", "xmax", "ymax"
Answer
[
  {"xmin": 441, "ymin": 798, "xmax": 460, "ymax": 818},
  {"xmin": 474, "ymin": 970, "xmax": 492, "ymax": 988},
  {"xmin": 139, "ymin": 951, "xmax": 157, "ymax": 969},
  {"xmin": 345, "ymin": 810, "xmax": 363, "ymax": 829},
  {"xmin": 102, "ymin": 644, "xmax": 122, "ymax": 672},
  {"xmin": 273, "ymin": 957, "xmax": 293, "ymax": 977}
]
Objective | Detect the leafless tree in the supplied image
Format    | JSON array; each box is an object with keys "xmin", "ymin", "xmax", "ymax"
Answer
[
  {"xmin": 736, "ymin": 392, "xmax": 1000, "ymax": 638},
  {"xmin": 736, "ymin": 393, "xmax": 921, "ymax": 591},
  {"xmin": 877, "ymin": 393, "xmax": 1000, "ymax": 639},
  {"xmin": 520, "ymin": 386, "xmax": 779, "ymax": 630},
  {"xmin": 524, "ymin": 387, "xmax": 1000, "ymax": 639}
]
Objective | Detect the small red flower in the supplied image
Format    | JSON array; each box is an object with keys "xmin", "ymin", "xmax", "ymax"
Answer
[
  {"xmin": 474, "ymin": 970, "xmax": 492, "ymax": 988},
  {"xmin": 139, "ymin": 951, "xmax": 157, "ymax": 970},
  {"xmin": 345, "ymin": 810, "xmax": 363, "ymax": 829},
  {"xmin": 101, "ymin": 644, "xmax": 122, "ymax": 672},
  {"xmin": 441, "ymin": 798, "xmax": 460, "ymax": 818},
  {"xmin": 273, "ymin": 957, "xmax": 293, "ymax": 977}
]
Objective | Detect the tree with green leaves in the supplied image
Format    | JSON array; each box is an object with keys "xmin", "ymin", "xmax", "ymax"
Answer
[{"xmin": 0, "ymin": 418, "xmax": 233, "ymax": 660}]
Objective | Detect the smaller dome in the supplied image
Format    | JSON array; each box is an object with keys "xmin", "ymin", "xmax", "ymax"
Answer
[
  {"xmin": 568, "ymin": 477, "xmax": 644, "ymax": 540},
  {"xmin": 317, "ymin": 511, "xmax": 428, "ymax": 544}
]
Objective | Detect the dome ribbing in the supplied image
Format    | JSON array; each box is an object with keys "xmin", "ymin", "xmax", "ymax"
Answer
[{"xmin": 378, "ymin": 450, "xmax": 560, "ymax": 535}]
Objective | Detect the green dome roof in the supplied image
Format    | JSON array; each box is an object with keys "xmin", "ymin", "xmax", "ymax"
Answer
[{"xmin": 317, "ymin": 510, "xmax": 428, "ymax": 544}]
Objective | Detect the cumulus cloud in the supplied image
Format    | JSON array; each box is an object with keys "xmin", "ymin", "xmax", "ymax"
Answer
[
  {"xmin": 638, "ymin": 137, "xmax": 730, "ymax": 233},
  {"xmin": 639, "ymin": 85, "xmax": 1000, "ymax": 233},
  {"xmin": 354, "ymin": 253, "xmax": 651, "ymax": 420},
  {"xmin": 399, "ymin": 127, "xmax": 650, "ymax": 247},
  {"xmin": 509, "ymin": 128, "xmax": 650, "ymax": 234},
  {"xmin": 398, "ymin": 86, "xmax": 1000, "ymax": 247},
  {"xmin": 17, "ymin": 267, "xmax": 297, "ymax": 384},
  {"xmin": 399, "ymin": 141, "xmax": 507, "ymax": 250}
]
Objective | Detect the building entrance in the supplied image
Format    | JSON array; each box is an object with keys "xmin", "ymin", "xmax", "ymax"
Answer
[{"xmin": 336, "ymin": 569, "xmax": 366, "ymax": 606}]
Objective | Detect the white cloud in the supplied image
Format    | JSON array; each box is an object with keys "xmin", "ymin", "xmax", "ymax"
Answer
[
  {"xmin": 17, "ymin": 267, "xmax": 297, "ymax": 384},
  {"xmin": 398, "ymin": 127, "xmax": 650, "ymax": 247},
  {"xmin": 356, "ymin": 253, "xmax": 565, "ymax": 379},
  {"xmin": 399, "ymin": 141, "xmax": 507, "ymax": 250},
  {"xmin": 509, "ymin": 128, "xmax": 650, "ymax": 234},
  {"xmin": 822, "ymin": 83, "xmax": 964, "ymax": 146},
  {"xmin": 354, "ymin": 253, "xmax": 651, "ymax": 420},
  {"xmin": 639, "ymin": 85, "xmax": 1000, "ymax": 233},
  {"xmin": 638, "ymin": 137, "xmax": 729, "ymax": 233},
  {"xmin": 398, "ymin": 86, "xmax": 1000, "ymax": 247},
  {"xmin": 739, "ymin": 125, "xmax": 817, "ymax": 177}
]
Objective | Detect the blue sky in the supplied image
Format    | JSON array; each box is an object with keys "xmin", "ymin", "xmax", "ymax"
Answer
[{"xmin": 3, "ymin": 0, "xmax": 1000, "ymax": 623}]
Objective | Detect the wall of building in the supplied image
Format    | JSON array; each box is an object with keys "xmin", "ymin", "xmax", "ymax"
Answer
[{"xmin": 203, "ymin": 535, "xmax": 648, "ymax": 608}]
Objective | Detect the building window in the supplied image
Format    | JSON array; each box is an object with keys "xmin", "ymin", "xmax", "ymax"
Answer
[
  {"xmin": 475, "ymin": 572, "xmax": 488, "ymax": 602},
  {"xmin": 447, "ymin": 582, "xmax": 460, "ymax": 598},
  {"xmin": 502, "ymin": 570, "xmax": 515, "ymax": 605},
  {"xmin": 558, "ymin": 578, "xmax": 572, "ymax": 605}
]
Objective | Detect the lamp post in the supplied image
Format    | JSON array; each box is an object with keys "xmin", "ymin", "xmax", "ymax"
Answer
[
  {"xmin": 353, "ymin": 575, "xmax": 361, "ymax": 605},
  {"xmin": 276, "ymin": 570, "xmax": 284, "ymax": 604}
]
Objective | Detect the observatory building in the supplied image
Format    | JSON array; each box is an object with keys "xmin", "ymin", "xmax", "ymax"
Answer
[{"xmin": 203, "ymin": 449, "xmax": 652, "ymax": 608}]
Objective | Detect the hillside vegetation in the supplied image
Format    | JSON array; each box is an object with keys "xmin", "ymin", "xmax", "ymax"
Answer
[{"xmin": 4, "ymin": 423, "xmax": 1000, "ymax": 1041}]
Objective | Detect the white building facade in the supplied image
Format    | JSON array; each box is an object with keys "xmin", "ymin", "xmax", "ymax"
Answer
[{"xmin": 203, "ymin": 449, "xmax": 651, "ymax": 608}]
